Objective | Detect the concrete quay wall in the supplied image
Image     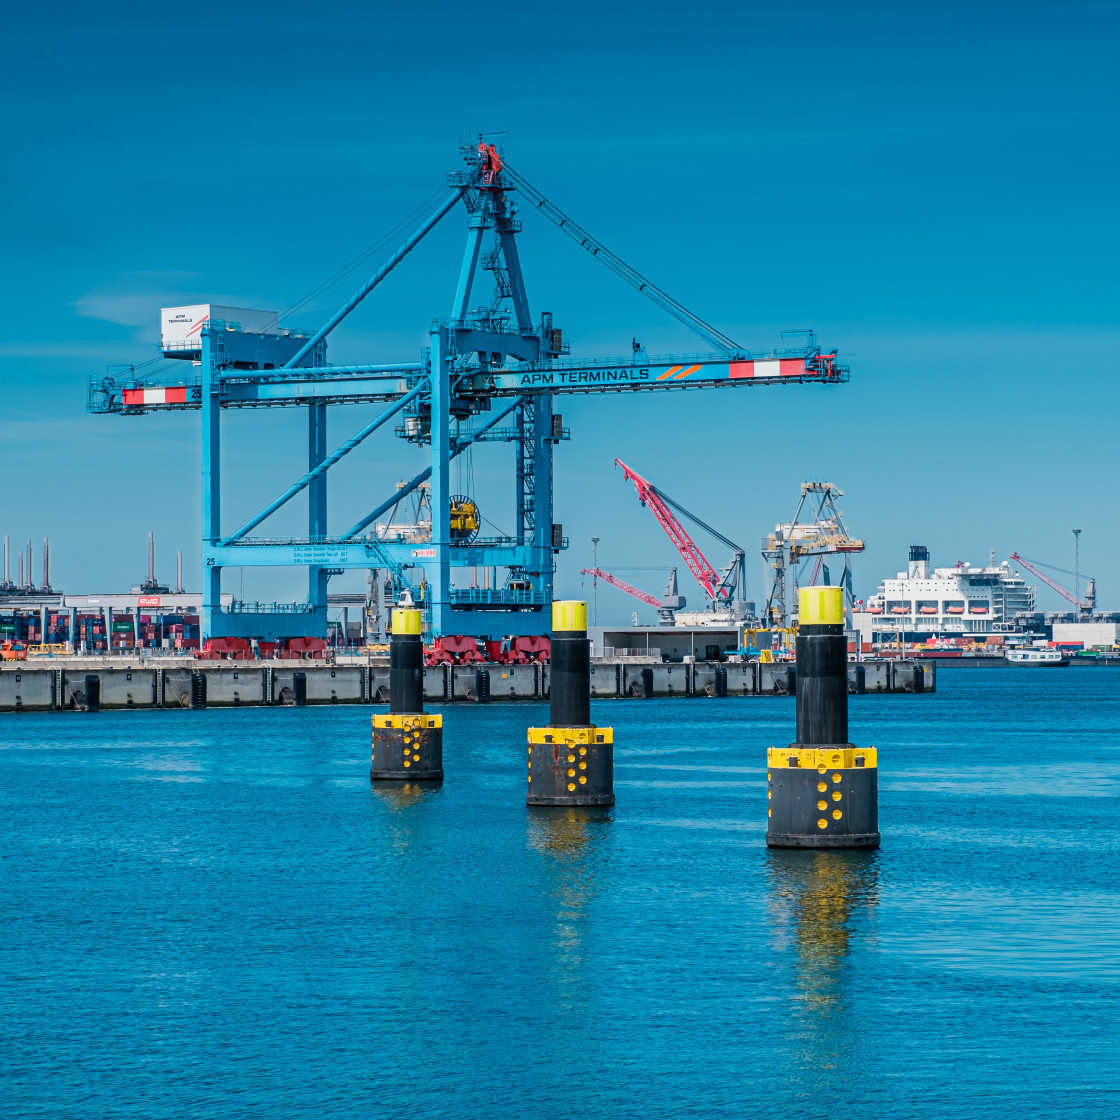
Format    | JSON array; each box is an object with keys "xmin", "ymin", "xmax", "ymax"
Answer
[{"xmin": 0, "ymin": 659, "xmax": 935, "ymax": 712}]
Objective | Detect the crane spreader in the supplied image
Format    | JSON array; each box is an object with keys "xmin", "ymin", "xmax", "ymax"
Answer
[{"xmin": 88, "ymin": 141, "xmax": 849, "ymax": 643}]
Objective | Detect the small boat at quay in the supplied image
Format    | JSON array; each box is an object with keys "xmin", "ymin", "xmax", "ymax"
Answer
[{"xmin": 1005, "ymin": 649, "xmax": 1069, "ymax": 667}]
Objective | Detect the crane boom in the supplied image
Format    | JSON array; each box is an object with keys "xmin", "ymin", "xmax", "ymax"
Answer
[
  {"xmin": 1010, "ymin": 552, "xmax": 1095, "ymax": 613},
  {"xmin": 614, "ymin": 459, "xmax": 727, "ymax": 601},
  {"xmin": 580, "ymin": 568, "xmax": 660, "ymax": 608}
]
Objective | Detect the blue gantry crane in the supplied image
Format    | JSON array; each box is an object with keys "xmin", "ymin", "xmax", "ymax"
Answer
[{"xmin": 88, "ymin": 141, "xmax": 848, "ymax": 643}]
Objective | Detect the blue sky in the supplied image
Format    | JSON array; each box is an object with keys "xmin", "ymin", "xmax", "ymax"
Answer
[{"xmin": 2, "ymin": 0, "xmax": 1117, "ymax": 618}]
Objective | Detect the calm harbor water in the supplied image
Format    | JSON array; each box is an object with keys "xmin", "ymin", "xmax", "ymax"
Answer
[{"xmin": 3, "ymin": 669, "xmax": 1119, "ymax": 1119}]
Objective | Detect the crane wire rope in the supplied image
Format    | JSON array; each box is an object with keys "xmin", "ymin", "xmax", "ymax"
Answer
[
  {"xmin": 481, "ymin": 512, "xmax": 513, "ymax": 540},
  {"xmin": 639, "ymin": 480, "xmax": 751, "ymax": 599},
  {"xmin": 650, "ymin": 485, "xmax": 744, "ymax": 554},
  {"xmin": 499, "ymin": 160, "xmax": 743, "ymax": 355},
  {"xmin": 268, "ymin": 185, "xmax": 451, "ymax": 330},
  {"xmin": 1015, "ymin": 554, "xmax": 1085, "ymax": 579}
]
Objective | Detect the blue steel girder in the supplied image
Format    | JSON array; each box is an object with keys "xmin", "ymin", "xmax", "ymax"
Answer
[
  {"xmin": 221, "ymin": 383, "xmax": 426, "ymax": 545},
  {"xmin": 282, "ymin": 187, "xmax": 468, "ymax": 368},
  {"xmin": 205, "ymin": 540, "xmax": 546, "ymax": 569},
  {"xmin": 88, "ymin": 368, "xmax": 420, "ymax": 413},
  {"xmin": 495, "ymin": 207, "xmax": 534, "ymax": 334},
  {"xmin": 223, "ymin": 372, "xmax": 417, "ymax": 406},
  {"xmin": 449, "ymin": 328, "xmax": 540, "ymax": 365},
  {"xmin": 88, "ymin": 348, "xmax": 845, "ymax": 413},
  {"xmin": 342, "ymin": 394, "xmax": 528, "ymax": 540},
  {"xmin": 202, "ymin": 537, "xmax": 553, "ymax": 639},
  {"xmin": 307, "ymin": 399, "xmax": 329, "ymax": 616},
  {"xmin": 452, "ymin": 209, "xmax": 489, "ymax": 320},
  {"xmin": 460, "ymin": 349, "xmax": 847, "ymax": 397}
]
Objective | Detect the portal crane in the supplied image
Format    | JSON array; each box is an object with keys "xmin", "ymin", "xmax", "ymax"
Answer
[
  {"xmin": 614, "ymin": 459, "xmax": 748, "ymax": 616},
  {"xmin": 809, "ymin": 554, "xmax": 828, "ymax": 587},
  {"xmin": 1009, "ymin": 553, "xmax": 1096, "ymax": 620},
  {"xmin": 763, "ymin": 482, "xmax": 864, "ymax": 629},
  {"xmin": 86, "ymin": 141, "xmax": 848, "ymax": 642}
]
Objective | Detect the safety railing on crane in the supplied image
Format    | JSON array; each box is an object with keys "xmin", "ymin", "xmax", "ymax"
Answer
[
  {"xmin": 226, "ymin": 600, "xmax": 316, "ymax": 615},
  {"xmin": 449, "ymin": 588, "xmax": 547, "ymax": 608},
  {"xmin": 211, "ymin": 536, "xmax": 377, "ymax": 548},
  {"xmin": 513, "ymin": 345, "xmax": 819, "ymax": 372}
]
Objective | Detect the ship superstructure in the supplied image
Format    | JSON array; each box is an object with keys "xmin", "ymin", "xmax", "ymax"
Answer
[{"xmin": 856, "ymin": 546, "xmax": 1035, "ymax": 636}]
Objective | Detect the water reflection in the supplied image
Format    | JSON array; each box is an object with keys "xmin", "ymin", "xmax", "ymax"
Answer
[
  {"xmin": 527, "ymin": 807, "xmax": 611, "ymax": 1005},
  {"xmin": 767, "ymin": 849, "xmax": 880, "ymax": 1090},
  {"xmin": 370, "ymin": 781, "xmax": 442, "ymax": 852}
]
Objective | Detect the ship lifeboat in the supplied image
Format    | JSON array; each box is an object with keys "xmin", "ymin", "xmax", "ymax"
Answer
[
  {"xmin": 920, "ymin": 607, "xmax": 938, "ymax": 615},
  {"xmin": 969, "ymin": 605, "xmax": 990, "ymax": 615},
  {"xmin": 867, "ymin": 607, "xmax": 883, "ymax": 615},
  {"xmin": 891, "ymin": 606, "xmax": 908, "ymax": 615},
  {"xmin": 946, "ymin": 605, "xmax": 965, "ymax": 615}
]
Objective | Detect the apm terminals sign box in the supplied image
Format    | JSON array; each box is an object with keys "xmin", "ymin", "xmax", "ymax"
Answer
[{"xmin": 160, "ymin": 305, "xmax": 279, "ymax": 348}]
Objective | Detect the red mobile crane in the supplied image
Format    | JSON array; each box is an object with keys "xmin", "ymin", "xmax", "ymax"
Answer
[
  {"xmin": 613, "ymin": 459, "xmax": 746, "ymax": 608},
  {"xmin": 1010, "ymin": 552, "xmax": 1096, "ymax": 620}
]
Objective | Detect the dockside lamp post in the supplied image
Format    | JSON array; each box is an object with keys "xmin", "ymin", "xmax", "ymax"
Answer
[
  {"xmin": 371, "ymin": 607, "xmax": 443, "ymax": 781},
  {"xmin": 527, "ymin": 600, "xmax": 614, "ymax": 806},
  {"xmin": 766, "ymin": 586, "xmax": 880, "ymax": 848}
]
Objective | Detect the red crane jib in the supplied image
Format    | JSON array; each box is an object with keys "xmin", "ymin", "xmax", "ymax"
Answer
[
  {"xmin": 613, "ymin": 459, "xmax": 728, "ymax": 601},
  {"xmin": 1008, "ymin": 552, "xmax": 1082, "ymax": 609},
  {"xmin": 581, "ymin": 568, "xmax": 660, "ymax": 608}
]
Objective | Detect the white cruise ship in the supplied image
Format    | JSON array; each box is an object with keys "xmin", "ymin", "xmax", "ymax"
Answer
[{"xmin": 854, "ymin": 546, "xmax": 1035, "ymax": 637}]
